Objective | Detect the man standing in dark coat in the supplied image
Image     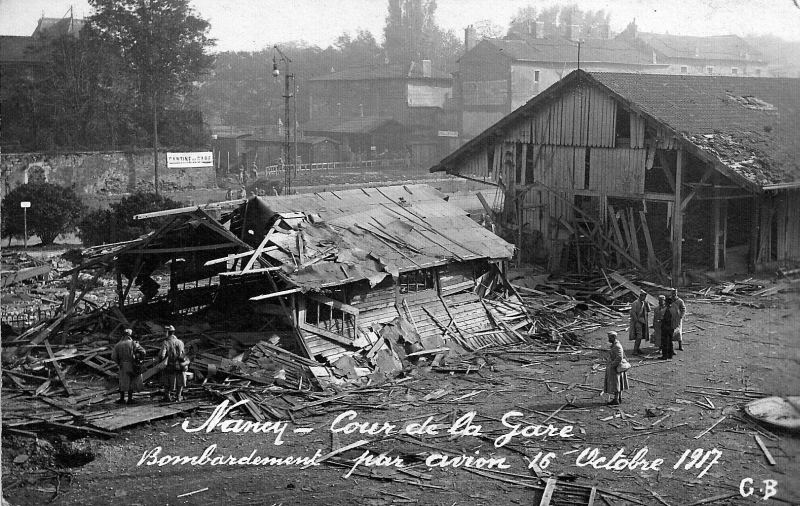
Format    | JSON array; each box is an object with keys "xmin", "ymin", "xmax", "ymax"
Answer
[{"xmin": 111, "ymin": 328, "xmax": 145, "ymax": 404}]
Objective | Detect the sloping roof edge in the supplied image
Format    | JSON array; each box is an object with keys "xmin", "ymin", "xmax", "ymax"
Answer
[{"xmin": 430, "ymin": 69, "xmax": 765, "ymax": 193}]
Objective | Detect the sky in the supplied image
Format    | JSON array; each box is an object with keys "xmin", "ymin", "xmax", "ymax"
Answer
[{"xmin": 1, "ymin": 0, "xmax": 799, "ymax": 52}]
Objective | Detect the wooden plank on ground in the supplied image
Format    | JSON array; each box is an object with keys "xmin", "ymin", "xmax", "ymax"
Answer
[
  {"xmin": 88, "ymin": 402, "xmax": 200, "ymax": 431},
  {"xmin": 607, "ymin": 271, "xmax": 658, "ymax": 307},
  {"xmin": 539, "ymin": 478, "xmax": 557, "ymax": 506},
  {"xmin": 754, "ymin": 435, "xmax": 776, "ymax": 465}
]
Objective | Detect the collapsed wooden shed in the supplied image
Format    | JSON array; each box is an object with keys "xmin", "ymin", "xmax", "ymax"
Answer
[
  {"xmin": 66, "ymin": 184, "xmax": 524, "ymax": 378},
  {"xmin": 432, "ymin": 70, "xmax": 800, "ymax": 277}
]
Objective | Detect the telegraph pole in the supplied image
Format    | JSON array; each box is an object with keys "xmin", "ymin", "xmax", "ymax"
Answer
[{"xmin": 273, "ymin": 45, "xmax": 295, "ymax": 195}]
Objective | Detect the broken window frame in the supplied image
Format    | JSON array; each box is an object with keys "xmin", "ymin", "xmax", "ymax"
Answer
[
  {"xmin": 303, "ymin": 293, "xmax": 358, "ymax": 339},
  {"xmin": 398, "ymin": 268, "xmax": 437, "ymax": 294}
]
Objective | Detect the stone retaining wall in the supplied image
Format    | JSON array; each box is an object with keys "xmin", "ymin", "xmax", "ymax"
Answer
[{"xmin": 0, "ymin": 150, "xmax": 217, "ymax": 198}]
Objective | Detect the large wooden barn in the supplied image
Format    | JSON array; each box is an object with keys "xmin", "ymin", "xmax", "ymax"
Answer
[{"xmin": 432, "ymin": 70, "xmax": 800, "ymax": 278}]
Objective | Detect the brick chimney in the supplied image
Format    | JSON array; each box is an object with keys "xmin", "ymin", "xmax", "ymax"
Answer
[
  {"xmin": 465, "ymin": 25, "xmax": 477, "ymax": 51},
  {"xmin": 422, "ymin": 59, "xmax": 432, "ymax": 78}
]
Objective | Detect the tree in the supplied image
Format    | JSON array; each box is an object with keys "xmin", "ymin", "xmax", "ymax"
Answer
[
  {"xmin": 1, "ymin": 183, "xmax": 85, "ymax": 245},
  {"xmin": 77, "ymin": 192, "xmax": 184, "ymax": 246},
  {"xmin": 507, "ymin": 4, "xmax": 611, "ymax": 39},
  {"xmin": 383, "ymin": 0, "xmax": 443, "ymax": 63},
  {"xmin": 334, "ymin": 30, "xmax": 384, "ymax": 69},
  {"xmin": 88, "ymin": 0, "xmax": 215, "ymax": 193}
]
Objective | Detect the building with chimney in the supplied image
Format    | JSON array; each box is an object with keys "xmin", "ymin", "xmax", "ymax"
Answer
[
  {"xmin": 456, "ymin": 22, "xmax": 668, "ymax": 139},
  {"xmin": 616, "ymin": 20, "xmax": 768, "ymax": 77},
  {"xmin": 455, "ymin": 20, "xmax": 769, "ymax": 141}
]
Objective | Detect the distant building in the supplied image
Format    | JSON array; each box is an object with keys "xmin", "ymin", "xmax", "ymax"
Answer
[
  {"xmin": 457, "ymin": 22, "xmax": 667, "ymax": 139},
  {"xmin": 616, "ymin": 20, "xmax": 768, "ymax": 77},
  {"xmin": 306, "ymin": 61, "xmax": 456, "ymax": 167},
  {"xmin": 213, "ymin": 133, "xmax": 341, "ymax": 173},
  {"xmin": 455, "ymin": 21, "xmax": 770, "ymax": 141}
]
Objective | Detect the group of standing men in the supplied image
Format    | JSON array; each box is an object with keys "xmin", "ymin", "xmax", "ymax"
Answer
[
  {"xmin": 111, "ymin": 325, "xmax": 189, "ymax": 405},
  {"xmin": 629, "ymin": 288, "xmax": 686, "ymax": 360}
]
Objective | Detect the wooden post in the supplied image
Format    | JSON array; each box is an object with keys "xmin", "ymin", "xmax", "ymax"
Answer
[
  {"xmin": 749, "ymin": 197, "xmax": 759, "ymax": 271},
  {"xmin": 672, "ymin": 149, "xmax": 684, "ymax": 281},
  {"xmin": 721, "ymin": 200, "xmax": 728, "ymax": 269},
  {"xmin": 712, "ymin": 177, "xmax": 721, "ymax": 270}
]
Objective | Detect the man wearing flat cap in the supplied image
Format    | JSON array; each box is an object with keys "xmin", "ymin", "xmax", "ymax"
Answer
[
  {"xmin": 111, "ymin": 328, "xmax": 145, "ymax": 404},
  {"xmin": 158, "ymin": 325, "xmax": 187, "ymax": 402}
]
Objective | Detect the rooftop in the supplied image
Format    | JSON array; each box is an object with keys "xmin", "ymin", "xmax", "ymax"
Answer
[
  {"xmin": 589, "ymin": 72, "xmax": 799, "ymax": 187},
  {"xmin": 434, "ymin": 70, "xmax": 800, "ymax": 189},
  {"xmin": 470, "ymin": 36, "xmax": 659, "ymax": 66},
  {"xmin": 241, "ymin": 184, "xmax": 513, "ymax": 288},
  {"xmin": 309, "ymin": 62, "xmax": 451, "ymax": 82}
]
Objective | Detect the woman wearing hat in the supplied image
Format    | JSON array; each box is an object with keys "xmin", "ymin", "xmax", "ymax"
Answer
[{"xmin": 603, "ymin": 331, "xmax": 629, "ymax": 405}]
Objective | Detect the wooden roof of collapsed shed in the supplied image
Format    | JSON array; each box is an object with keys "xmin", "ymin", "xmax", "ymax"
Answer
[
  {"xmin": 432, "ymin": 69, "xmax": 800, "ymax": 191},
  {"xmin": 71, "ymin": 184, "xmax": 513, "ymax": 293},
  {"xmin": 234, "ymin": 184, "xmax": 513, "ymax": 290}
]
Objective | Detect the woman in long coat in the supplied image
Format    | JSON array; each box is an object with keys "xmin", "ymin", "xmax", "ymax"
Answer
[{"xmin": 603, "ymin": 331, "xmax": 629, "ymax": 405}]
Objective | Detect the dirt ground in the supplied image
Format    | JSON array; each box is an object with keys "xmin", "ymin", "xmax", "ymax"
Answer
[{"xmin": 3, "ymin": 284, "xmax": 798, "ymax": 506}]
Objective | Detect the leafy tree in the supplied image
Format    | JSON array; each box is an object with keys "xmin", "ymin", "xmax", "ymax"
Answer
[
  {"xmin": 77, "ymin": 192, "xmax": 184, "ymax": 246},
  {"xmin": 383, "ymin": 0, "xmax": 460, "ymax": 68},
  {"xmin": 88, "ymin": 0, "xmax": 215, "ymax": 192},
  {"xmin": 334, "ymin": 30, "xmax": 384, "ymax": 69},
  {"xmin": 1, "ymin": 183, "xmax": 85, "ymax": 245},
  {"xmin": 508, "ymin": 4, "xmax": 611, "ymax": 39}
]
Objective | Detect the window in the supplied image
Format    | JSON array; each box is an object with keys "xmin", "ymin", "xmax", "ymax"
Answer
[
  {"xmin": 534, "ymin": 70, "xmax": 540, "ymax": 82},
  {"xmin": 706, "ymin": 66, "xmax": 714, "ymax": 74},
  {"xmin": 680, "ymin": 66, "xmax": 688, "ymax": 74},
  {"xmin": 305, "ymin": 296, "xmax": 357, "ymax": 339},
  {"xmin": 398, "ymin": 269, "xmax": 436, "ymax": 294},
  {"xmin": 731, "ymin": 67, "xmax": 739, "ymax": 75}
]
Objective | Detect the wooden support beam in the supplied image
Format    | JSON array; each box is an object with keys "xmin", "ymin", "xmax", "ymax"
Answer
[
  {"xmin": 476, "ymin": 192, "xmax": 494, "ymax": 220},
  {"xmin": 606, "ymin": 205, "xmax": 625, "ymax": 265},
  {"xmin": 127, "ymin": 243, "xmax": 237, "ymax": 254},
  {"xmin": 219, "ymin": 266, "xmax": 282, "ymax": 276},
  {"xmin": 204, "ymin": 250, "xmax": 260, "ymax": 266},
  {"xmin": 657, "ymin": 150, "xmax": 676, "ymax": 193},
  {"xmin": 249, "ymin": 288, "xmax": 301, "ymax": 301},
  {"xmin": 525, "ymin": 183, "xmax": 644, "ymax": 270},
  {"xmin": 243, "ymin": 219, "xmax": 282, "ymax": 272},
  {"xmin": 44, "ymin": 340, "xmax": 73, "ymax": 397},
  {"xmin": 133, "ymin": 199, "xmax": 247, "ymax": 220},
  {"xmin": 712, "ymin": 184, "xmax": 721, "ymax": 270},
  {"xmin": 627, "ymin": 207, "xmax": 642, "ymax": 265},
  {"xmin": 681, "ymin": 165, "xmax": 716, "ymax": 211},
  {"xmin": 639, "ymin": 210, "xmax": 658, "ymax": 269},
  {"xmin": 298, "ymin": 322, "xmax": 354, "ymax": 347},
  {"xmin": 307, "ymin": 293, "xmax": 359, "ymax": 315},
  {"xmin": 672, "ymin": 149, "xmax": 684, "ymax": 280}
]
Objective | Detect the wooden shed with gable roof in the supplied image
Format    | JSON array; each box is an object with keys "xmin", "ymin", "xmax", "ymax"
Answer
[{"xmin": 432, "ymin": 69, "xmax": 800, "ymax": 277}]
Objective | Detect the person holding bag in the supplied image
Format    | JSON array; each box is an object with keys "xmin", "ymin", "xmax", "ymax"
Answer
[
  {"xmin": 158, "ymin": 325, "xmax": 188, "ymax": 402},
  {"xmin": 111, "ymin": 328, "xmax": 146, "ymax": 405},
  {"xmin": 603, "ymin": 331, "xmax": 630, "ymax": 405}
]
